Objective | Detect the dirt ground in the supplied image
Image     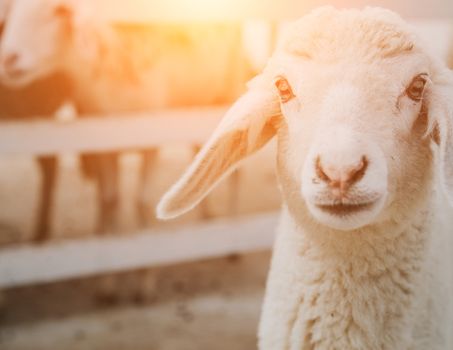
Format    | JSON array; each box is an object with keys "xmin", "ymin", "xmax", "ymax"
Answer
[
  {"xmin": 0, "ymin": 251, "xmax": 271, "ymax": 350},
  {"xmin": 0, "ymin": 141, "xmax": 280, "ymax": 349}
]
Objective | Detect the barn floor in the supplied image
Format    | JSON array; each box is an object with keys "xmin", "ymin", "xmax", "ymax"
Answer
[
  {"xmin": 0, "ymin": 252, "xmax": 271, "ymax": 350},
  {"xmin": 1, "ymin": 291, "xmax": 263, "ymax": 350}
]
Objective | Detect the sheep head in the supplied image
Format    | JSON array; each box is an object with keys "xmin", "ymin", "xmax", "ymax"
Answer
[
  {"xmin": 0, "ymin": 0, "xmax": 95, "ymax": 86},
  {"xmin": 159, "ymin": 6, "xmax": 453, "ymax": 232}
]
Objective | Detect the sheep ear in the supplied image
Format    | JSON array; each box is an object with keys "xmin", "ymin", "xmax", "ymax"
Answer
[
  {"xmin": 157, "ymin": 88, "xmax": 281, "ymax": 219},
  {"xmin": 429, "ymin": 69, "xmax": 453, "ymax": 205}
]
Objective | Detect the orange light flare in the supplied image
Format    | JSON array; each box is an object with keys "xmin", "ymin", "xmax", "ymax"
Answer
[
  {"xmin": 97, "ymin": 0, "xmax": 274, "ymax": 22},
  {"xmin": 94, "ymin": 0, "xmax": 275, "ymax": 77}
]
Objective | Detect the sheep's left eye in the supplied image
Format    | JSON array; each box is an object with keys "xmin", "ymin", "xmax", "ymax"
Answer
[
  {"xmin": 406, "ymin": 74, "xmax": 428, "ymax": 102},
  {"xmin": 274, "ymin": 76, "xmax": 295, "ymax": 103}
]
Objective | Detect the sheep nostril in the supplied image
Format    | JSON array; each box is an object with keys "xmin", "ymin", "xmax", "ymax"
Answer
[
  {"xmin": 315, "ymin": 156, "xmax": 331, "ymax": 183},
  {"xmin": 347, "ymin": 155, "xmax": 368, "ymax": 186}
]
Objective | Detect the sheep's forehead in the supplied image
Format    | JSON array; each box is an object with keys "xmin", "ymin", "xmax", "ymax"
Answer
[
  {"xmin": 280, "ymin": 7, "xmax": 417, "ymax": 62},
  {"xmin": 269, "ymin": 50, "xmax": 429, "ymax": 92},
  {"xmin": 260, "ymin": 50, "xmax": 431, "ymax": 124}
]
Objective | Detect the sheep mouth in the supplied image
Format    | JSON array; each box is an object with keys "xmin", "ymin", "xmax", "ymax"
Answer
[
  {"xmin": 3, "ymin": 68, "xmax": 27, "ymax": 80},
  {"xmin": 1, "ymin": 68, "xmax": 32, "ymax": 87},
  {"xmin": 315, "ymin": 202, "xmax": 376, "ymax": 216}
]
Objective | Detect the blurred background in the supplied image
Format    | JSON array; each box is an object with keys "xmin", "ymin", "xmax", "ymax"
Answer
[{"xmin": 0, "ymin": 0, "xmax": 451, "ymax": 349}]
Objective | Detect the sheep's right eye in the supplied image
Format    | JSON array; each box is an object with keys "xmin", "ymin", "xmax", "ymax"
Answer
[
  {"xmin": 274, "ymin": 76, "xmax": 295, "ymax": 103},
  {"xmin": 406, "ymin": 74, "xmax": 428, "ymax": 102}
]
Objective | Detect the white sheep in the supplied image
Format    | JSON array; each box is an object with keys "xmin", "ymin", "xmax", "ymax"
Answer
[
  {"xmin": 0, "ymin": 0, "xmax": 73, "ymax": 243},
  {"xmin": 0, "ymin": 0, "xmax": 252, "ymax": 235},
  {"xmin": 158, "ymin": 7, "xmax": 453, "ymax": 349}
]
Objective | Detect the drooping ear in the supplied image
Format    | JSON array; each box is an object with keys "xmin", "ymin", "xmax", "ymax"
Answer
[
  {"xmin": 157, "ymin": 86, "xmax": 281, "ymax": 219},
  {"xmin": 427, "ymin": 67, "xmax": 453, "ymax": 205}
]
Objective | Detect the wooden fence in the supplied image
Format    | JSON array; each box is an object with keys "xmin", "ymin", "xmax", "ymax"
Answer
[{"xmin": 0, "ymin": 108, "xmax": 278, "ymax": 288}]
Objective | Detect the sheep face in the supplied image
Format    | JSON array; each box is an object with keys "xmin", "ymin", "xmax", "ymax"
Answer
[
  {"xmin": 157, "ymin": 7, "xmax": 453, "ymax": 234},
  {"xmin": 0, "ymin": 0, "xmax": 76, "ymax": 86},
  {"xmin": 274, "ymin": 54, "xmax": 433, "ymax": 230}
]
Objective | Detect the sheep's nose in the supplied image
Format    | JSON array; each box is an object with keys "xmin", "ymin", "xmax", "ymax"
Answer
[{"xmin": 315, "ymin": 155, "xmax": 368, "ymax": 197}]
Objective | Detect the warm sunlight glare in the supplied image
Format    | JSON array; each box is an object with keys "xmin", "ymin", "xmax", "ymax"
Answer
[{"xmin": 97, "ymin": 0, "xmax": 275, "ymax": 22}]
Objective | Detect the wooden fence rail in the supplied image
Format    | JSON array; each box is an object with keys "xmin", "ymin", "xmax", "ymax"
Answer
[
  {"xmin": 0, "ymin": 107, "xmax": 226, "ymax": 156},
  {"xmin": 0, "ymin": 213, "xmax": 278, "ymax": 288}
]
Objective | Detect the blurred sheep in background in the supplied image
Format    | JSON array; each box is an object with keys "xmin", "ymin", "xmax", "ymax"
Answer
[
  {"xmin": 0, "ymin": 0, "xmax": 256, "ymax": 303},
  {"xmin": 0, "ymin": 0, "xmax": 73, "ymax": 242},
  {"xmin": 0, "ymin": 0, "xmax": 254, "ymax": 242},
  {"xmin": 0, "ymin": 75, "xmax": 72, "ymax": 242}
]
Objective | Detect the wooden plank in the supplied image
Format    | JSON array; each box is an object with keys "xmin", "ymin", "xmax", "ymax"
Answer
[
  {"xmin": 0, "ymin": 107, "xmax": 226, "ymax": 156},
  {"xmin": 0, "ymin": 213, "xmax": 279, "ymax": 288}
]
